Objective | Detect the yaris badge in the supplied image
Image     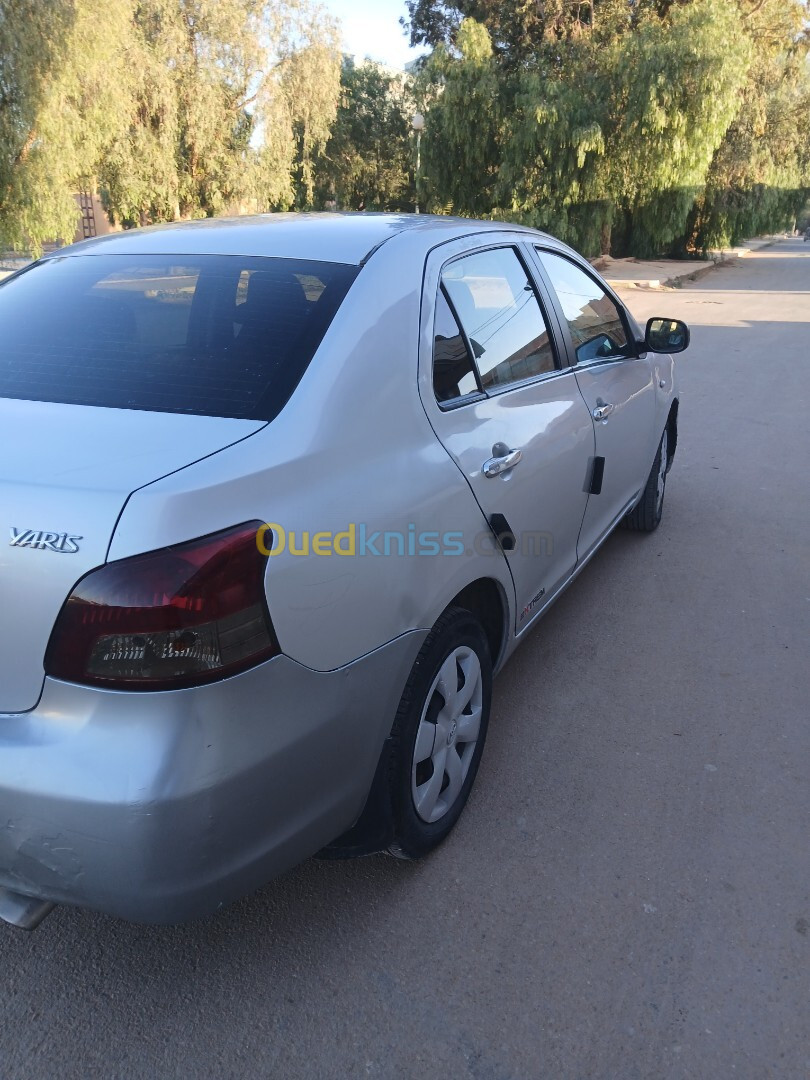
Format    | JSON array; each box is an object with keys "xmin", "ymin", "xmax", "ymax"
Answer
[{"xmin": 9, "ymin": 528, "xmax": 82, "ymax": 554}]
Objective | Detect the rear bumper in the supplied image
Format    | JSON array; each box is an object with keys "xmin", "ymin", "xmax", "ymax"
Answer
[{"xmin": 0, "ymin": 631, "xmax": 425, "ymax": 924}]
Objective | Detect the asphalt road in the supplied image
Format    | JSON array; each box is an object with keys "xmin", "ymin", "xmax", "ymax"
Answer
[{"xmin": 1, "ymin": 240, "xmax": 808, "ymax": 1080}]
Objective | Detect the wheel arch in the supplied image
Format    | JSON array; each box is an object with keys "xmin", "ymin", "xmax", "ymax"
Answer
[
  {"xmin": 666, "ymin": 397, "xmax": 679, "ymax": 471},
  {"xmin": 444, "ymin": 576, "xmax": 510, "ymax": 673},
  {"xmin": 320, "ymin": 575, "xmax": 510, "ymax": 859}
]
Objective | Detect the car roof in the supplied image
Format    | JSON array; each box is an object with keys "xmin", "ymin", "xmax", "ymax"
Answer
[{"xmin": 44, "ymin": 212, "xmax": 549, "ymax": 266}]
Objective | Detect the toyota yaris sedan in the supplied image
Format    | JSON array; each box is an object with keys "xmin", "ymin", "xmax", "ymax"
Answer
[{"xmin": 0, "ymin": 214, "xmax": 689, "ymax": 928}]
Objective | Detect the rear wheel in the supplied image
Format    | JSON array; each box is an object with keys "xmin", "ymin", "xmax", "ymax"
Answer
[
  {"xmin": 388, "ymin": 607, "xmax": 492, "ymax": 860},
  {"xmin": 622, "ymin": 428, "xmax": 668, "ymax": 533}
]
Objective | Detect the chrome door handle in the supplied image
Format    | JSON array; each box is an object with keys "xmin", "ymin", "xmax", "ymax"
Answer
[
  {"xmin": 483, "ymin": 447, "xmax": 523, "ymax": 478},
  {"xmin": 592, "ymin": 401, "xmax": 615, "ymax": 422}
]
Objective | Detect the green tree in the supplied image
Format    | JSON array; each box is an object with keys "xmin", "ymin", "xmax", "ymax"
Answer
[
  {"xmin": 0, "ymin": 0, "xmax": 342, "ymax": 251},
  {"xmin": 603, "ymin": 0, "xmax": 753, "ymax": 256},
  {"xmin": 282, "ymin": 11, "xmax": 343, "ymax": 209},
  {"xmin": 419, "ymin": 20, "xmax": 501, "ymax": 215},
  {"xmin": 689, "ymin": 0, "xmax": 810, "ymax": 249},
  {"xmin": 408, "ymin": 0, "xmax": 809, "ymax": 256},
  {"xmin": 103, "ymin": 0, "xmax": 342, "ymax": 224},
  {"xmin": 0, "ymin": 0, "xmax": 137, "ymax": 253},
  {"xmin": 405, "ymin": 0, "xmax": 596, "ymax": 63},
  {"xmin": 313, "ymin": 57, "xmax": 413, "ymax": 211}
]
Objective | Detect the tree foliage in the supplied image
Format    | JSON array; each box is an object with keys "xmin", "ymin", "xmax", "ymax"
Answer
[
  {"xmin": 0, "ymin": 0, "xmax": 137, "ymax": 250},
  {"xmin": 103, "ymin": 0, "xmax": 342, "ymax": 223},
  {"xmin": 410, "ymin": 0, "xmax": 810, "ymax": 255},
  {"xmin": 2, "ymin": 0, "xmax": 807, "ymax": 257},
  {"xmin": 312, "ymin": 58, "xmax": 413, "ymax": 211},
  {"xmin": 420, "ymin": 20, "xmax": 501, "ymax": 215},
  {"xmin": 0, "ymin": 0, "xmax": 342, "ymax": 252},
  {"xmin": 689, "ymin": 0, "xmax": 810, "ymax": 249}
]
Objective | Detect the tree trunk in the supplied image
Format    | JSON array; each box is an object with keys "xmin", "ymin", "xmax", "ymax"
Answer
[{"xmin": 600, "ymin": 216, "xmax": 612, "ymax": 256}]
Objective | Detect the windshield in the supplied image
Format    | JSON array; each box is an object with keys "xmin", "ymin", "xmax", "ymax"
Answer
[{"xmin": 0, "ymin": 253, "xmax": 358, "ymax": 421}]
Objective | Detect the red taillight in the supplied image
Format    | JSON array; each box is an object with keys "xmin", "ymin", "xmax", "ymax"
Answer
[{"xmin": 45, "ymin": 522, "xmax": 279, "ymax": 691}]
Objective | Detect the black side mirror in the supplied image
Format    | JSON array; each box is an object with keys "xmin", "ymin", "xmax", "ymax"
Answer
[{"xmin": 645, "ymin": 317, "xmax": 690, "ymax": 354}]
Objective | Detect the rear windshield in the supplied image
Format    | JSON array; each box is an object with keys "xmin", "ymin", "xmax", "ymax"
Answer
[{"xmin": 0, "ymin": 253, "xmax": 358, "ymax": 420}]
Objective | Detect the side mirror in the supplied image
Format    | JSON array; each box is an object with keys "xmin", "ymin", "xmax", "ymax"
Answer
[{"xmin": 645, "ymin": 317, "xmax": 690, "ymax": 354}]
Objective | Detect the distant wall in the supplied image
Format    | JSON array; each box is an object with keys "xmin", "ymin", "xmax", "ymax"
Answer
[{"xmin": 73, "ymin": 191, "xmax": 118, "ymax": 243}]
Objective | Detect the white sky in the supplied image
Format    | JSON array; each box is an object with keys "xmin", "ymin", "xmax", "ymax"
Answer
[{"xmin": 320, "ymin": 0, "xmax": 428, "ymax": 70}]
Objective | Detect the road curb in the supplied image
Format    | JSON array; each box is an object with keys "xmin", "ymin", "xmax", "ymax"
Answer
[
  {"xmin": 660, "ymin": 256, "xmax": 737, "ymax": 290},
  {"xmin": 605, "ymin": 235, "xmax": 783, "ymax": 291}
]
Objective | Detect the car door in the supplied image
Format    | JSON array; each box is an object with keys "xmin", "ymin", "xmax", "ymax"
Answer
[
  {"xmin": 420, "ymin": 241, "xmax": 594, "ymax": 632},
  {"xmin": 532, "ymin": 247, "xmax": 657, "ymax": 560}
]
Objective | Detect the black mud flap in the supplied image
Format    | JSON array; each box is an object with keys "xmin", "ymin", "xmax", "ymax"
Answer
[{"xmin": 317, "ymin": 738, "xmax": 395, "ymax": 859}]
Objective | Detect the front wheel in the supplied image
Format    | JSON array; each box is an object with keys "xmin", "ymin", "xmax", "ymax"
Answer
[
  {"xmin": 387, "ymin": 607, "xmax": 492, "ymax": 860},
  {"xmin": 622, "ymin": 428, "xmax": 668, "ymax": 533}
]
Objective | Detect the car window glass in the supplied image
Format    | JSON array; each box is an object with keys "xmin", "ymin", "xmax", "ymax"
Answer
[
  {"xmin": 536, "ymin": 249, "xmax": 632, "ymax": 364},
  {"xmin": 433, "ymin": 287, "xmax": 479, "ymax": 403},
  {"xmin": 0, "ymin": 254, "xmax": 357, "ymax": 421},
  {"xmin": 441, "ymin": 248, "xmax": 556, "ymax": 390}
]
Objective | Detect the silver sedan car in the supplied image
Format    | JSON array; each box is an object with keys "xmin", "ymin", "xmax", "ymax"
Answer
[{"xmin": 0, "ymin": 214, "xmax": 689, "ymax": 928}]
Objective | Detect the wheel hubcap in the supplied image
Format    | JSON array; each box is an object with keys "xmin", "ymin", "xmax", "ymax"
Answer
[
  {"xmin": 411, "ymin": 646, "xmax": 483, "ymax": 823},
  {"xmin": 656, "ymin": 430, "xmax": 668, "ymax": 513}
]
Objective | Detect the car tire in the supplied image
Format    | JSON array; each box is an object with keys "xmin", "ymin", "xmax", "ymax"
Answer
[
  {"xmin": 387, "ymin": 606, "xmax": 492, "ymax": 860},
  {"xmin": 622, "ymin": 428, "xmax": 669, "ymax": 533}
]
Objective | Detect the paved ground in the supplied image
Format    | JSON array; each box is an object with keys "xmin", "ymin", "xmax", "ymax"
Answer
[
  {"xmin": 1, "ymin": 240, "xmax": 808, "ymax": 1079},
  {"xmin": 599, "ymin": 235, "xmax": 785, "ymax": 291}
]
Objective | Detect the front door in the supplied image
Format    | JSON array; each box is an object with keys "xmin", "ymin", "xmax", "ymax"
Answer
[
  {"xmin": 533, "ymin": 248, "xmax": 657, "ymax": 558},
  {"xmin": 422, "ymin": 243, "xmax": 594, "ymax": 631}
]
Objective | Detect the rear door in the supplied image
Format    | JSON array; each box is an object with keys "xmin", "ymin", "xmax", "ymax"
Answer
[
  {"xmin": 420, "ymin": 240, "xmax": 594, "ymax": 632},
  {"xmin": 532, "ymin": 247, "xmax": 657, "ymax": 559}
]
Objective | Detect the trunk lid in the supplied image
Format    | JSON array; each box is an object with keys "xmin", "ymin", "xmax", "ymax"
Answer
[{"xmin": 0, "ymin": 399, "xmax": 264, "ymax": 712}]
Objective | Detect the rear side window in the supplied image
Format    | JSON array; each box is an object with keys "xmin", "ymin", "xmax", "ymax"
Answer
[
  {"xmin": 0, "ymin": 254, "xmax": 358, "ymax": 420},
  {"xmin": 432, "ymin": 287, "xmax": 480, "ymax": 404},
  {"xmin": 535, "ymin": 249, "xmax": 632, "ymax": 364},
  {"xmin": 441, "ymin": 247, "xmax": 556, "ymax": 390}
]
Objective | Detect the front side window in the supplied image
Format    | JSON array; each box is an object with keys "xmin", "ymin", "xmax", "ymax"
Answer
[
  {"xmin": 441, "ymin": 247, "xmax": 556, "ymax": 391},
  {"xmin": 0, "ymin": 254, "xmax": 358, "ymax": 420},
  {"xmin": 536, "ymin": 249, "xmax": 632, "ymax": 365}
]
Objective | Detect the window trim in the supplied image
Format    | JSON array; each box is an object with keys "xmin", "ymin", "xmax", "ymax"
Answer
[
  {"xmin": 437, "ymin": 388, "xmax": 488, "ymax": 411},
  {"xmin": 529, "ymin": 245, "xmax": 640, "ymax": 369},
  {"xmin": 435, "ymin": 243, "xmax": 564, "ymax": 402}
]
